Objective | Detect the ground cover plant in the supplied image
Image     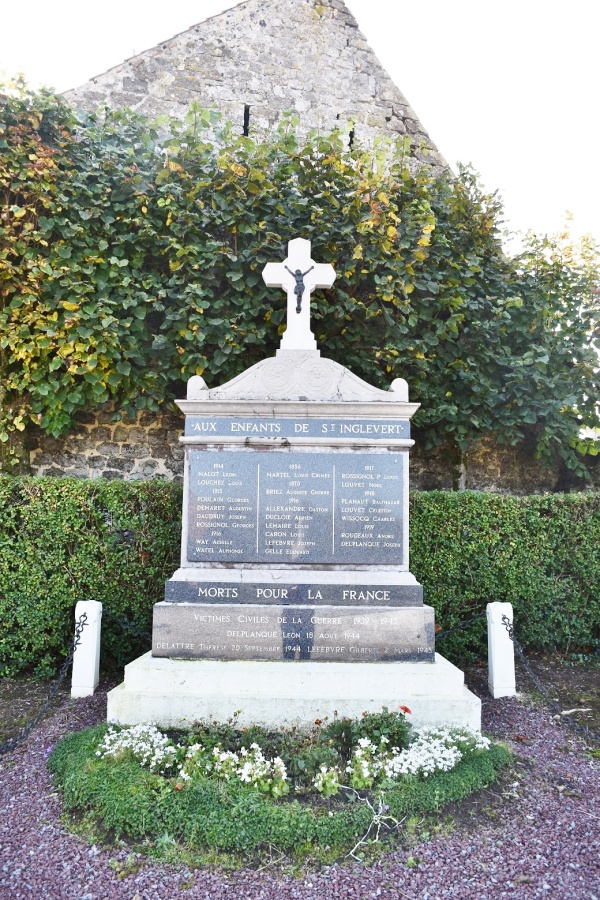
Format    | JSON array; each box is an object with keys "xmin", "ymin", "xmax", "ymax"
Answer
[{"xmin": 47, "ymin": 708, "xmax": 510, "ymax": 865}]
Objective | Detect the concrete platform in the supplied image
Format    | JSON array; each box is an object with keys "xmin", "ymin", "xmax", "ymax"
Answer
[{"xmin": 107, "ymin": 652, "xmax": 481, "ymax": 731}]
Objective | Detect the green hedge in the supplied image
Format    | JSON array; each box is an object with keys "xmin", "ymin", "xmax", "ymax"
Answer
[
  {"xmin": 0, "ymin": 477, "xmax": 598, "ymax": 676},
  {"xmin": 411, "ymin": 491, "xmax": 600, "ymax": 662},
  {"xmin": 0, "ymin": 476, "xmax": 181, "ymax": 677}
]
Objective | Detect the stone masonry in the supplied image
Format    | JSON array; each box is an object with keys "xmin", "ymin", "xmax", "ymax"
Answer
[
  {"xmin": 29, "ymin": 409, "xmax": 184, "ymax": 482},
  {"xmin": 48, "ymin": 0, "xmax": 597, "ymax": 494},
  {"xmin": 64, "ymin": 0, "xmax": 444, "ymax": 166},
  {"xmin": 28, "ymin": 407, "xmax": 598, "ymax": 493}
]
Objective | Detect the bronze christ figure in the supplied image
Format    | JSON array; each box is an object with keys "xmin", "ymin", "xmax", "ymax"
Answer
[{"xmin": 285, "ymin": 265, "xmax": 315, "ymax": 313}]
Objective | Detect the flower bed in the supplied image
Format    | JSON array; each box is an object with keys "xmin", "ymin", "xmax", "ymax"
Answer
[{"xmin": 48, "ymin": 708, "xmax": 510, "ymax": 862}]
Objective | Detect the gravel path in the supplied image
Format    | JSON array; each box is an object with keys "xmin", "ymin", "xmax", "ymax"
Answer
[{"xmin": 0, "ymin": 682, "xmax": 598, "ymax": 900}]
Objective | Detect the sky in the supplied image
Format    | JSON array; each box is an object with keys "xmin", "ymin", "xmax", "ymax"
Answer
[{"xmin": 1, "ymin": 0, "xmax": 599, "ymax": 248}]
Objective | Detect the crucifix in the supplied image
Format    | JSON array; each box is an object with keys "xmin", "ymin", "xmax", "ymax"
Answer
[{"xmin": 262, "ymin": 238, "xmax": 336, "ymax": 350}]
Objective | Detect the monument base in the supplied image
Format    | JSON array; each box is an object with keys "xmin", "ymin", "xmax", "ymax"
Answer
[
  {"xmin": 107, "ymin": 652, "xmax": 481, "ymax": 731},
  {"xmin": 152, "ymin": 601, "xmax": 435, "ymax": 662}
]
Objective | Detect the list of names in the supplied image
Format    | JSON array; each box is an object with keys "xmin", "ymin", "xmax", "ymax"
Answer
[{"xmin": 187, "ymin": 450, "xmax": 404, "ymax": 564}]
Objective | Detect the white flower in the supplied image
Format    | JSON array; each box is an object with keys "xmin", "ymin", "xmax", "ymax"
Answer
[
  {"xmin": 313, "ymin": 764, "xmax": 342, "ymax": 797},
  {"xmin": 95, "ymin": 722, "xmax": 491, "ymax": 799},
  {"xmin": 96, "ymin": 725, "xmax": 177, "ymax": 774}
]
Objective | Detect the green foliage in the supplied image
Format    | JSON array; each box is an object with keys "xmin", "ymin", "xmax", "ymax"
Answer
[
  {"xmin": 411, "ymin": 491, "xmax": 600, "ymax": 663},
  {"xmin": 322, "ymin": 706, "xmax": 412, "ymax": 763},
  {"xmin": 174, "ymin": 707, "xmax": 412, "ymax": 794},
  {"xmin": 48, "ymin": 723, "xmax": 510, "ymax": 861},
  {"xmin": 0, "ymin": 478, "xmax": 598, "ymax": 676},
  {"xmin": 0, "ymin": 475, "xmax": 180, "ymax": 676},
  {"xmin": 1, "ymin": 81, "xmax": 598, "ymax": 474}
]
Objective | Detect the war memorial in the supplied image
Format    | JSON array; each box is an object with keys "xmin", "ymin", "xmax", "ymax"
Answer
[{"xmin": 107, "ymin": 238, "xmax": 480, "ymax": 730}]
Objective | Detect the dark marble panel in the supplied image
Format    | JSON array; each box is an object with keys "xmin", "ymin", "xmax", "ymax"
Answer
[
  {"xmin": 152, "ymin": 602, "xmax": 435, "ymax": 662},
  {"xmin": 165, "ymin": 579, "xmax": 423, "ymax": 606},
  {"xmin": 187, "ymin": 449, "xmax": 404, "ymax": 565},
  {"xmin": 185, "ymin": 415, "xmax": 410, "ymax": 440}
]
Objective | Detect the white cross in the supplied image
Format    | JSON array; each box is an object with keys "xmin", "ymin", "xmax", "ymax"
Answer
[{"xmin": 262, "ymin": 238, "xmax": 336, "ymax": 350}]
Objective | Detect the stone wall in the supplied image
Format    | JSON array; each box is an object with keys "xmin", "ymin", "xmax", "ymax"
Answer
[
  {"xmin": 28, "ymin": 409, "xmax": 598, "ymax": 493},
  {"xmin": 44, "ymin": 0, "xmax": 598, "ymax": 494},
  {"xmin": 64, "ymin": 0, "xmax": 444, "ymax": 167},
  {"xmin": 29, "ymin": 409, "xmax": 184, "ymax": 482},
  {"xmin": 410, "ymin": 436, "xmax": 594, "ymax": 495}
]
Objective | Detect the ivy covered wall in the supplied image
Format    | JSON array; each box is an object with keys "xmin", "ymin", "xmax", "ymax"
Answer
[{"xmin": 1, "ymin": 84, "xmax": 599, "ymax": 486}]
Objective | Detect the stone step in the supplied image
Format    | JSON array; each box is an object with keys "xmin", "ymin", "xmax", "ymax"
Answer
[{"xmin": 108, "ymin": 651, "xmax": 480, "ymax": 731}]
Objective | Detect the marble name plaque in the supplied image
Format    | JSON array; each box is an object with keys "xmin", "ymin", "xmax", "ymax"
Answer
[
  {"xmin": 185, "ymin": 415, "xmax": 410, "ymax": 440},
  {"xmin": 153, "ymin": 602, "xmax": 435, "ymax": 662},
  {"xmin": 187, "ymin": 449, "xmax": 404, "ymax": 565},
  {"xmin": 165, "ymin": 580, "xmax": 423, "ymax": 606}
]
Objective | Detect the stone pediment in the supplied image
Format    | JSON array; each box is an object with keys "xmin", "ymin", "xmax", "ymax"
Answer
[{"xmin": 186, "ymin": 350, "xmax": 412, "ymax": 405}]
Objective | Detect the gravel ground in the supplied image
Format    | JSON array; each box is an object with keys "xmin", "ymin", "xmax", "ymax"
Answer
[{"xmin": 0, "ymin": 679, "xmax": 598, "ymax": 900}]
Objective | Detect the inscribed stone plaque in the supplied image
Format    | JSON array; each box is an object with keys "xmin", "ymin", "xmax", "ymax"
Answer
[
  {"xmin": 165, "ymin": 580, "xmax": 423, "ymax": 606},
  {"xmin": 153, "ymin": 602, "xmax": 435, "ymax": 662},
  {"xmin": 187, "ymin": 449, "xmax": 404, "ymax": 564},
  {"xmin": 185, "ymin": 416, "xmax": 410, "ymax": 439}
]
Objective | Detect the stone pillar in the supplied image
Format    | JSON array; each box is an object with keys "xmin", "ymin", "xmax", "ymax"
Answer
[
  {"xmin": 71, "ymin": 600, "xmax": 102, "ymax": 698},
  {"xmin": 487, "ymin": 602, "xmax": 516, "ymax": 699}
]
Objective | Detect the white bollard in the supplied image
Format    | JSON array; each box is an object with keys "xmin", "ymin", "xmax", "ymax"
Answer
[
  {"xmin": 71, "ymin": 600, "xmax": 103, "ymax": 698},
  {"xmin": 487, "ymin": 602, "xmax": 516, "ymax": 699}
]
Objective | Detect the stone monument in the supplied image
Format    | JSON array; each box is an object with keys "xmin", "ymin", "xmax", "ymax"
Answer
[{"xmin": 107, "ymin": 238, "xmax": 480, "ymax": 730}]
